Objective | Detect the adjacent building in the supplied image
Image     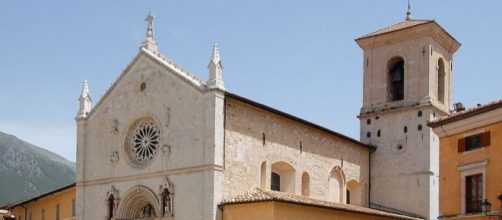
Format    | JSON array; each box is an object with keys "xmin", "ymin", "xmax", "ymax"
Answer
[
  {"xmin": 6, "ymin": 184, "xmax": 75, "ymax": 220},
  {"xmin": 429, "ymin": 100, "xmax": 502, "ymax": 219}
]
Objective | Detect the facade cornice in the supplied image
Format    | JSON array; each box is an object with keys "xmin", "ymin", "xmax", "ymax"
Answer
[
  {"xmin": 76, "ymin": 164, "xmax": 223, "ymax": 187},
  {"xmin": 356, "ymin": 21, "xmax": 460, "ymax": 53},
  {"xmin": 431, "ymin": 107, "xmax": 502, "ymax": 138}
]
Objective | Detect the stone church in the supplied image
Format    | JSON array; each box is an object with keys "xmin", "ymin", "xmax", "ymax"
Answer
[{"xmin": 4, "ymin": 10, "xmax": 461, "ymax": 220}]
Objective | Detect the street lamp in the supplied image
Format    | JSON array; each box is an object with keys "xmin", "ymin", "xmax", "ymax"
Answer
[{"xmin": 482, "ymin": 199, "xmax": 492, "ymax": 214}]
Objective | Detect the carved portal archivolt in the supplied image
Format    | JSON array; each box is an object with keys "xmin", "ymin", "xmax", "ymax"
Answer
[{"xmin": 113, "ymin": 180, "xmax": 173, "ymax": 220}]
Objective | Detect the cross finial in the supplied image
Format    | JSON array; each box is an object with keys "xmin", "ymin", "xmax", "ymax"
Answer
[
  {"xmin": 140, "ymin": 12, "xmax": 159, "ymax": 53},
  {"xmin": 406, "ymin": 0, "xmax": 412, "ymax": 20},
  {"xmin": 145, "ymin": 12, "xmax": 154, "ymax": 37}
]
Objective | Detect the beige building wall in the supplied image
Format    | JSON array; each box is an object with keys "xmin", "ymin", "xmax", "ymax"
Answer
[
  {"xmin": 223, "ymin": 97, "xmax": 370, "ymax": 205},
  {"xmin": 222, "ymin": 202, "xmax": 417, "ymax": 220},
  {"xmin": 431, "ymin": 103, "xmax": 502, "ymax": 219},
  {"xmin": 10, "ymin": 186, "xmax": 75, "ymax": 220}
]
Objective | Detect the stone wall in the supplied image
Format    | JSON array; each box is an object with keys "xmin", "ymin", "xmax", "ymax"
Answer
[
  {"xmin": 77, "ymin": 51, "xmax": 223, "ymax": 220},
  {"xmin": 223, "ymin": 97, "xmax": 370, "ymax": 206}
]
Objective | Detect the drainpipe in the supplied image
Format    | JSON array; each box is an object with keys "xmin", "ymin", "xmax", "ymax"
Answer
[{"xmin": 368, "ymin": 145, "xmax": 377, "ymax": 207}]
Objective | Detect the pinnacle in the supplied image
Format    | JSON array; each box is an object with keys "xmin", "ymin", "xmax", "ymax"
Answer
[{"xmin": 210, "ymin": 43, "xmax": 222, "ymax": 66}]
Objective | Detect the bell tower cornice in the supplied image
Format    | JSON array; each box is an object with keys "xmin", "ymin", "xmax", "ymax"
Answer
[{"xmin": 356, "ymin": 20, "xmax": 460, "ymax": 53}]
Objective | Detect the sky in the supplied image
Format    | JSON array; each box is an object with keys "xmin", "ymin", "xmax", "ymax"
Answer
[{"xmin": 0, "ymin": 1, "xmax": 501, "ymax": 162}]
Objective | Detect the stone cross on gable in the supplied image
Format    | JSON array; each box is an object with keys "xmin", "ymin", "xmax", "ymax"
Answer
[
  {"xmin": 140, "ymin": 12, "xmax": 159, "ymax": 53},
  {"xmin": 145, "ymin": 12, "xmax": 155, "ymax": 37}
]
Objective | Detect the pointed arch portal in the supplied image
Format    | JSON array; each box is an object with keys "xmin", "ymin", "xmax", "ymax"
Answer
[{"xmin": 116, "ymin": 186, "xmax": 160, "ymax": 220}]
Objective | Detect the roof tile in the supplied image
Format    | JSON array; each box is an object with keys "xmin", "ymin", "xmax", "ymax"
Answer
[
  {"xmin": 221, "ymin": 188, "xmax": 421, "ymax": 220},
  {"xmin": 428, "ymin": 99, "xmax": 502, "ymax": 127}
]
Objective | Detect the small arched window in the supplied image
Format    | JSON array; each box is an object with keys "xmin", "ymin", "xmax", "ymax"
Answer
[
  {"xmin": 388, "ymin": 57, "xmax": 405, "ymax": 101},
  {"xmin": 328, "ymin": 167, "xmax": 344, "ymax": 203},
  {"xmin": 301, "ymin": 172, "xmax": 310, "ymax": 197},
  {"xmin": 260, "ymin": 161, "xmax": 267, "ymax": 189},
  {"xmin": 438, "ymin": 59, "xmax": 446, "ymax": 103},
  {"xmin": 271, "ymin": 161, "xmax": 296, "ymax": 193}
]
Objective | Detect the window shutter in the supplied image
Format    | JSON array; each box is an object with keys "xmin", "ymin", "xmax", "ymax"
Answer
[
  {"xmin": 458, "ymin": 138, "xmax": 466, "ymax": 153},
  {"xmin": 481, "ymin": 131, "xmax": 491, "ymax": 147}
]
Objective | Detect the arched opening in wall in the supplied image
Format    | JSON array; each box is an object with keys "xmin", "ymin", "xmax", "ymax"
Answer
[
  {"xmin": 260, "ymin": 161, "xmax": 267, "ymax": 189},
  {"xmin": 346, "ymin": 180, "xmax": 362, "ymax": 206},
  {"xmin": 116, "ymin": 186, "xmax": 160, "ymax": 219},
  {"xmin": 438, "ymin": 58, "xmax": 446, "ymax": 103},
  {"xmin": 327, "ymin": 166, "xmax": 344, "ymax": 203},
  {"xmin": 301, "ymin": 172, "xmax": 310, "ymax": 197},
  {"xmin": 387, "ymin": 57, "xmax": 405, "ymax": 101},
  {"xmin": 271, "ymin": 161, "xmax": 296, "ymax": 193}
]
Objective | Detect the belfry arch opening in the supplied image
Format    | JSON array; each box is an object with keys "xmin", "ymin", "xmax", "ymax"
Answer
[
  {"xmin": 437, "ymin": 58, "xmax": 446, "ymax": 103},
  {"xmin": 387, "ymin": 57, "xmax": 405, "ymax": 101}
]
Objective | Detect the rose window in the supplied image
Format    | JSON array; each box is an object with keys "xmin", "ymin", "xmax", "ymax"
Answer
[{"xmin": 128, "ymin": 121, "xmax": 160, "ymax": 165}]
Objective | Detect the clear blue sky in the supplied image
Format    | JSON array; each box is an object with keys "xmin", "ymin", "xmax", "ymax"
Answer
[{"xmin": 0, "ymin": 1, "xmax": 500, "ymax": 162}]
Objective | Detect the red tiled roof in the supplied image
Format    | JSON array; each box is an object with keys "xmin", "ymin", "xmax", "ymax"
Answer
[
  {"xmin": 428, "ymin": 99, "xmax": 502, "ymax": 127},
  {"xmin": 357, "ymin": 19, "xmax": 433, "ymax": 40},
  {"xmin": 220, "ymin": 188, "xmax": 421, "ymax": 220}
]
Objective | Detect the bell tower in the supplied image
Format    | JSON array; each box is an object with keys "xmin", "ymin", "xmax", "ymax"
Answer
[{"xmin": 356, "ymin": 16, "xmax": 460, "ymax": 219}]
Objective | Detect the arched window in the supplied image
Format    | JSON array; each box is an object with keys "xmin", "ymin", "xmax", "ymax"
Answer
[
  {"xmin": 388, "ymin": 57, "xmax": 405, "ymax": 101},
  {"xmin": 260, "ymin": 161, "xmax": 267, "ymax": 189},
  {"xmin": 328, "ymin": 166, "xmax": 344, "ymax": 203},
  {"xmin": 271, "ymin": 161, "xmax": 296, "ymax": 193},
  {"xmin": 438, "ymin": 58, "xmax": 446, "ymax": 103},
  {"xmin": 301, "ymin": 172, "xmax": 310, "ymax": 197},
  {"xmin": 346, "ymin": 180, "xmax": 362, "ymax": 206}
]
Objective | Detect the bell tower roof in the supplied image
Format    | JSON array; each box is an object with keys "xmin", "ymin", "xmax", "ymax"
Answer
[{"xmin": 356, "ymin": 19, "xmax": 461, "ymax": 53}]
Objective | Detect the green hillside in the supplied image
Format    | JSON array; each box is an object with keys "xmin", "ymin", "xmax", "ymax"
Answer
[{"xmin": 0, "ymin": 131, "xmax": 75, "ymax": 207}]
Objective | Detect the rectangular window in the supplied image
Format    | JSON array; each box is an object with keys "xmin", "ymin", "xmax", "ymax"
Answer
[
  {"xmin": 466, "ymin": 174, "xmax": 483, "ymax": 213},
  {"xmin": 42, "ymin": 209, "xmax": 45, "ymax": 220},
  {"xmin": 465, "ymin": 134, "xmax": 482, "ymax": 151},
  {"xmin": 72, "ymin": 199, "xmax": 76, "ymax": 217},
  {"xmin": 346, "ymin": 190, "xmax": 351, "ymax": 204},
  {"xmin": 458, "ymin": 132, "xmax": 490, "ymax": 152},
  {"xmin": 29, "ymin": 212, "xmax": 32, "ymax": 220},
  {"xmin": 271, "ymin": 172, "xmax": 280, "ymax": 191}
]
